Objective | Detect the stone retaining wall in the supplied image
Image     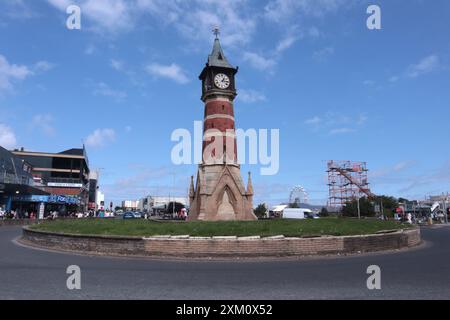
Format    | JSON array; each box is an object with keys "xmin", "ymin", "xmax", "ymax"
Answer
[{"xmin": 21, "ymin": 227, "xmax": 422, "ymax": 258}]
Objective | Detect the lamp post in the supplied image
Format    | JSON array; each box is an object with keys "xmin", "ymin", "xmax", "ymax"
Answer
[
  {"xmin": 443, "ymin": 193, "xmax": 448, "ymax": 224},
  {"xmin": 357, "ymin": 196, "xmax": 361, "ymax": 220},
  {"xmin": 170, "ymin": 173, "xmax": 176, "ymax": 218}
]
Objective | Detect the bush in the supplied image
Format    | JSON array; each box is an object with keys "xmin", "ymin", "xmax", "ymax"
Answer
[
  {"xmin": 342, "ymin": 197, "xmax": 376, "ymax": 217},
  {"xmin": 254, "ymin": 203, "xmax": 268, "ymax": 218},
  {"xmin": 319, "ymin": 207, "xmax": 329, "ymax": 217}
]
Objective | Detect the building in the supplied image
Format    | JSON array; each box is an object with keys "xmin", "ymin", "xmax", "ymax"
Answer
[
  {"xmin": 1, "ymin": 146, "xmax": 49, "ymax": 216},
  {"xmin": 88, "ymin": 171, "xmax": 99, "ymax": 210},
  {"xmin": 138, "ymin": 195, "xmax": 188, "ymax": 212},
  {"xmin": 96, "ymin": 190, "xmax": 105, "ymax": 210},
  {"xmin": 188, "ymin": 31, "xmax": 256, "ymax": 221},
  {"xmin": 11, "ymin": 147, "xmax": 91, "ymax": 211},
  {"xmin": 122, "ymin": 200, "xmax": 139, "ymax": 211}
]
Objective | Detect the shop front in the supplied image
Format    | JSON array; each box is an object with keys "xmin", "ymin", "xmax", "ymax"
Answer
[{"xmin": 10, "ymin": 194, "xmax": 81, "ymax": 218}]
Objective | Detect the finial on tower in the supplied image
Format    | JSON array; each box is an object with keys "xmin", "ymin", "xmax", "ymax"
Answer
[
  {"xmin": 247, "ymin": 171, "xmax": 254, "ymax": 196},
  {"xmin": 212, "ymin": 26, "xmax": 220, "ymax": 39},
  {"xmin": 189, "ymin": 175, "xmax": 195, "ymax": 200}
]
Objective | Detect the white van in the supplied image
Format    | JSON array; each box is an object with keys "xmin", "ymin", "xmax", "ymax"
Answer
[{"xmin": 282, "ymin": 208, "xmax": 318, "ymax": 220}]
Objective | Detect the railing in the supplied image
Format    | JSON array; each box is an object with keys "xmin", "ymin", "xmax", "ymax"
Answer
[{"xmin": 0, "ymin": 171, "xmax": 34, "ymax": 186}]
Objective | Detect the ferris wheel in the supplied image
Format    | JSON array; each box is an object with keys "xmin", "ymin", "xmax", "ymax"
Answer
[{"xmin": 289, "ymin": 186, "xmax": 309, "ymax": 205}]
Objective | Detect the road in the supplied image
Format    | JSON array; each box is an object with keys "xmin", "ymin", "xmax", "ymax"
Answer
[{"xmin": 1, "ymin": 225, "xmax": 450, "ymax": 300}]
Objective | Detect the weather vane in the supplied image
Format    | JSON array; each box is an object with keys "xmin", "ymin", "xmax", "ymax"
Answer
[{"xmin": 212, "ymin": 26, "xmax": 220, "ymax": 39}]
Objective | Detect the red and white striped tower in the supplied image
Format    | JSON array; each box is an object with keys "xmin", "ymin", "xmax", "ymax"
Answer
[{"xmin": 189, "ymin": 29, "xmax": 256, "ymax": 221}]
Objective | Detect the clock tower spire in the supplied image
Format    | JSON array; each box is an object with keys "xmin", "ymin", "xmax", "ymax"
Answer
[{"xmin": 188, "ymin": 30, "xmax": 256, "ymax": 222}]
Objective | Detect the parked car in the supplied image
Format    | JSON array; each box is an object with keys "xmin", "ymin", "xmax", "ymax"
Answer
[
  {"xmin": 305, "ymin": 212, "xmax": 320, "ymax": 219},
  {"xmin": 123, "ymin": 212, "xmax": 136, "ymax": 219}
]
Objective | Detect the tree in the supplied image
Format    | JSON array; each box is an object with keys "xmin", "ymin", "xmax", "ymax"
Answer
[
  {"xmin": 319, "ymin": 207, "xmax": 329, "ymax": 217},
  {"xmin": 375, "ymin": 195, "xmax": 399, "ymax": 217},
  {"xmin": 342, "ymin": 197, "xmax": 376, "ymax": 217},
  {"xmin": 254, "ymin": 203, "xmax": 268, "ymax": 219},
  {"xmin": 398, "ymin": 197, "xmax": 409, "ymax": 204},
  {"xmin": 377, "ymin": 195, "xmax": 399, "ymax": 211}
]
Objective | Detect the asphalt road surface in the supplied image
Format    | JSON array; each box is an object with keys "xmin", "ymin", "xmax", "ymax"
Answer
[{"xmin": 1, "ymin": 225, "xmax": 450, "ymax": 300}]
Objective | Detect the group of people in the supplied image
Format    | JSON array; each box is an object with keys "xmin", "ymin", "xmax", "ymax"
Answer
[
  {"xmin": 0, "ymin": 208, "xmax": 99, "ymax": 220},
  {"xmin": 0, "ymin": 209, "xmax": 38, "ymax": 220}
]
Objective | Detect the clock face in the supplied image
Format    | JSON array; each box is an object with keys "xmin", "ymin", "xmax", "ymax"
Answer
[{"xmin": 214, "ymin": 73, "xmax": 230, "ymax": 89}]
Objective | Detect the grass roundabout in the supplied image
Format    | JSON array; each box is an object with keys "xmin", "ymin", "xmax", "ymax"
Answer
[{"xmin": 29, "ymin": 218, "xmax": 412, "ymax": 238}]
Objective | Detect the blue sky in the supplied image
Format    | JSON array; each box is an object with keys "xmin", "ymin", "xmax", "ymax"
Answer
[{"xmin": 0, "ymin": 0, "xmax": 449, "ymax": 206}]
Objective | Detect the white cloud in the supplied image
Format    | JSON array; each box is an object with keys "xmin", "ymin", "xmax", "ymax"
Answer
[
  {"xmin": 93, "ymin": 82, "xmax": 127, "ymax": 101},
  {"xmin": 0, "ymin": 54, "xmax": 53, "ymax": 93},
  {"xmin": 363, "ymin": 80, "xmax": 375, "ymax": 86},
  {"xmin": 84, "ymin": 45, "xmax": 96, "ymax": 55},
  {"xmin": 370, "ymin": 160, "xmax": 416, "ymax": 180},
  {"xmin": 307, "ymin": 26, "xmax": 321, "ymax": 38},
  {"xmin": 145, "ymin": 63, "xmax": 189, "ymax": 84},
  {"xmin": 389, "ymin": 76, "xmax": 399, "ymax": 83},
  {"xmin": 32, "ymin": 114, "xmax": 55, "ymax": 136},
  {"xmin": 407, "ymin": 54, "xmax": 440, "ymax": 78},
  {"xmin": 43, "ymin": 0, "xmax": 328, "ymax": 75},
  {"xmin": 305, "ymin": 112, "xmax": 368, "ymax": 135},
  {"xmin": 276, "ymin": 26, "xmax": 321, "ymax": 55},
  {"xmin": 0, "ymin": 123, "xmax": 17, "ymax": 149},
  {"xmin": 47, "ymin": 0, "xmax": 256, "ymax": 45},
  {"xmin": 0, "ymin": 54, "xmax": 32, "ymax": 93},
  {"xmin": 329, "ymin": 127, "xmax": 355, "ymax": 135},
  {"xmin": 34, "ymin": 61, "xmax": 55, "ymax": 73},
  {"xmin": 2, "ymin": 0, "xmax": 36, "ymax": 19},
  {"xmin": 357, "ymin": 114, "xmax": 368, "ymax": 125},
  {"xmin": 238, "ymin": 89, "xmax": 267, "ymax": 103},
  {"xmin": 137, "ymin": 0, "xmax": 256, "ymax": 48},
  {"xmin": 387, "ymin": 55, "xmax": 440, "ymax": 84},
  {"xmin": 313, "ymin": 47, "xmax": 334, "ymax": 61},
  {"xmin": 305, "ymin": 116, "xmax": 321, "ymax": 125},
  {"xmin": 47, "ymin": 0, "xmax": 134, "ymax": 33},
  {"xmin": 264, "ymin": 0, "xmax": 347, "ymax": 23},
  {"xmin": 393, "ymin": 161, "xmax": 413, "ymax": 172},
  {"xmin": 110, "ymin": 59, "xmax": 124, "ymax": 72},
  {"xmin": 85, "ymin": 128, "xmax": 116, "ymax": 148},
  {"xmin": 242, "ymin": 52, "xmax": 276, "ymax": 71},
  {"xmin": 276, "ymin": 35, "xmax": 299, "ymax": 54},
  {"xmin": 46, "ymin": 0, "xmax": 71, "ymax": 11}
]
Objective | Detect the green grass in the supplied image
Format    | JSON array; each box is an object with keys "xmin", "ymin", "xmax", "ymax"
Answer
[{"xmin": 29, "ymin": 218, "xmax": 412, "ymax": 238}]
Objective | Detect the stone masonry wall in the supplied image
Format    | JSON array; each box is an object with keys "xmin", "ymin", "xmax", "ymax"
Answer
[{"xmin": 21, "ymin": 227, "xmax": 421, "ymax": 258}]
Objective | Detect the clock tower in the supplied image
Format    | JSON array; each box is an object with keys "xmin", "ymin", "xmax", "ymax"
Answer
[{"xmin": 188, "ymin": 29, "xmax": 256, "ymax": 221}]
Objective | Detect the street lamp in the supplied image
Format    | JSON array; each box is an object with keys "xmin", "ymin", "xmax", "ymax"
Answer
[
  {"xmin": 357, "ymin": 196, "xmax": 361, "ymax": 220},
  {"xmin": 171, "ymin": 173, "xmax": 176, "ymax": 218},
  {"xmin": 443, "ymin": 193, "xmax": 449, "ymax": 225}
]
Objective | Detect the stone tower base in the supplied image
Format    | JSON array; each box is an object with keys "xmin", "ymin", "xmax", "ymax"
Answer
[{"xmin": 189, "ymin": 165, "xmax": 256, "ymax": 221}]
